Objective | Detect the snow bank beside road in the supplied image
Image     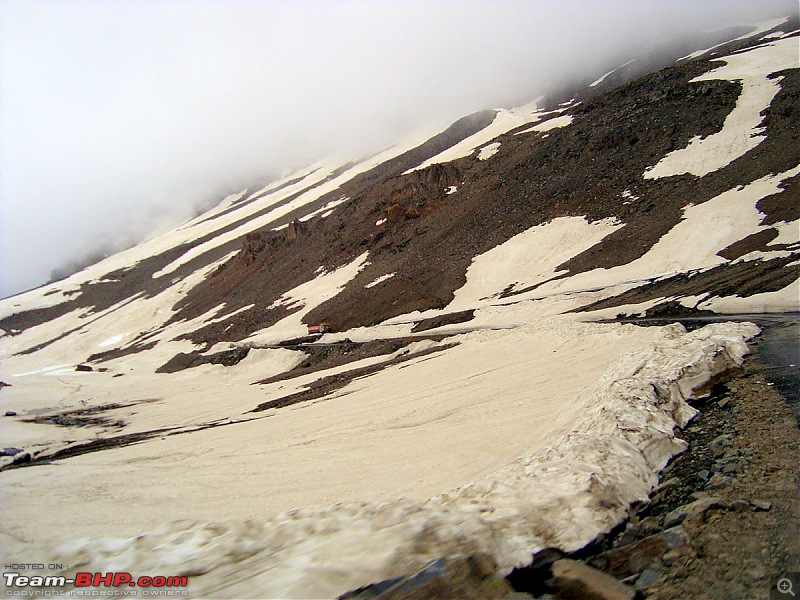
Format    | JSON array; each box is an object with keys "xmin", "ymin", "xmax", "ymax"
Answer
[{"xmin": 23, "ymin": 322, "xmax": 758, "ymax": 599}]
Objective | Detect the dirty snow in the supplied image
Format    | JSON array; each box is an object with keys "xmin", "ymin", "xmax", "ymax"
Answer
[
  {"xmin": 538, "ymin": 166, "xmax": 800, "ymax": 301},
  {"xmin": 645, "ymin": 37, "xmax": 798, "ymax": 179},
  {"xmin": 0, "ymin": 31, "xmax": 797, "ymax": 600},
  {"xmin": 447, "ymin": 216, "xmax": 623, "ymax": 311},
  {"xmin": 242, "ymin": 252, "xmax": 370, "ymax": 344},
  {"xmin": 2, "ymin": 321, "xmax": 758, "ymax": 600}
]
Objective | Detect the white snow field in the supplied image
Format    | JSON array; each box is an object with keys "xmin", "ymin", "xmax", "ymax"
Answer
[
  {"xmin": 1, "ymin": 320, "xmax": 759, "ymax": 599},
  {"xmin": 0, "ymin": 34, "xmax": 798, "ymax": 599}
]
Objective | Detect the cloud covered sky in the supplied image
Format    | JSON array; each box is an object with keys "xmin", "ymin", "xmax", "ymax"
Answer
[{"xmin": 0, "ymin": 0, "xmax": 794, "ymax": 297}]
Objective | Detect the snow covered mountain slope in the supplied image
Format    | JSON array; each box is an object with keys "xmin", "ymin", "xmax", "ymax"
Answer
[{"xmin": 0, "ymin": 17, "xmax": 798, "ymax": 599}]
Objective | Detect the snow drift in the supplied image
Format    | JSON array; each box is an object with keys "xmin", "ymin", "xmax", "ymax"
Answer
[{"xmin": 4, "ymin": 321, "xmax": 757, "ymax": 599}]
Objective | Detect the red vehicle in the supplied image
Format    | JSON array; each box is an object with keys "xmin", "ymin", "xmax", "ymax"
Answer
[{"xmin": 307, "ymin": 323, "xmax": 333, "ymax": 335}]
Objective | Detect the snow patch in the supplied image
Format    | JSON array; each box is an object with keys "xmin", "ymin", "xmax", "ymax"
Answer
[
  {"xmin": 365, "ymin": 273, "xmax": 395, "ymax": 289},
  {"xmin": 447, "ymin": 216, "xmax": 623, "ymax": 311},
  {"xmin": 768, "ymin": 219, "xmax": 800, "ymax": 246},
  {"xmin": 645, "ymin": 37, "xmax": 798, "ymax": 179},
  {"xmin": 299, "ymin": 196, "xmax": 349, "ymax": 222},
  {"xmin": 515, "ymin": 114, "xmax": 574, "ymax": 135},
  {"xmin": 246, "ymin": 252, "xmax": 370, "ymax": 343},
  {"xmin": 621, "ymin": 190, "xmax": 639, "ymax": 201},
  {"xmin": 537, "ymin": 166, "xmax": 800, "ymax": 299},
  {"xmin": 478, "ymin": 142, "xmax": 501, "ymax": 161},
  {"xmin": 203, "ymin": 304, "xmax": 254, "ymax": 326}
]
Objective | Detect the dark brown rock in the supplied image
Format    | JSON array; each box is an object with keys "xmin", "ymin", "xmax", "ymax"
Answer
[
  {"xmin": 404, "ymin": 205, "xmax": 421, "ymax": 219},
  {"xmin": 11, "ymin": 452, "xmax": 32, "ymax": 464},
  {"xmin": 385, "ymin": 203, "xmax": 405, "ymax": 223},
  {"xmin": 705, "ymin": 473, "xmax": 733, "ymax": 489},
  {"xmin": 664, "ymin": 497, "xmax": 727, "ymax": 527},
  {"xmin": 411, "ymin": 309, "xmax": 475, "ymax": 333},
  {"xmin": 339, "ymin": 553, "xmax": 510, "ymax": 600},
  {"xmin": 284, "ymin": 218, "xmax": 307, "ymax": 242},
  {"xmin": 589, "ymin": 527, "xmax": 689, "ymax": 578},
  {"xmin": 634, "ymin": 567, "xmax": 666, "ymax": 592},
  {"xmin": 157, "ymin": 346, "xmax": 250, "ymax": 374},
  {"xmin": 551, "ymin": 559, "xmax": 635, "ymax": 600},
  {"xmin": 506, "ymin": 547, "xmax": 565, "ymax": 597},
  {"xmin": 239, "ymin": 231, "xmax": 267, "ymax": 265}
]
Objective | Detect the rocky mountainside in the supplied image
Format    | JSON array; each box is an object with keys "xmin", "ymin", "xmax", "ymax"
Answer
[
  {"xmin": 0, "ymin": 16, "xmax": 798, "ymax": 600},
  {"xmin": 2, "ymin": 21, "xmax": 797, "ymax": 352}
]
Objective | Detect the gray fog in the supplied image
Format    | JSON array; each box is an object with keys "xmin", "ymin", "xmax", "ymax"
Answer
[{"xmin": 0, "ymin": 0, "xmax": 794, "ymax": 297}]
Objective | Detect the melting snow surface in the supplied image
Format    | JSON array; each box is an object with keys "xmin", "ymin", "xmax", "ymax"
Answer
[
  {"xmin": 447, "ymin": 216, "xmax": 622, "ymax": 311},
  {"xmin": 98, "ymin": 333, "xmax": 126, "ymax": 348},
  {"xmin": 645, "ymin": 37, "xmax": 798, "ymax": 179},
  {"xmin": 3, "ymin": 322, "xmax": 759, "ymax": 600},
  {"xmin": 0, "ymin": 33, "xmax": 797, "ymax": 600},
  {"xmin": 535, "ymin": 166, "xmax": 800, "ymax": 299}
]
